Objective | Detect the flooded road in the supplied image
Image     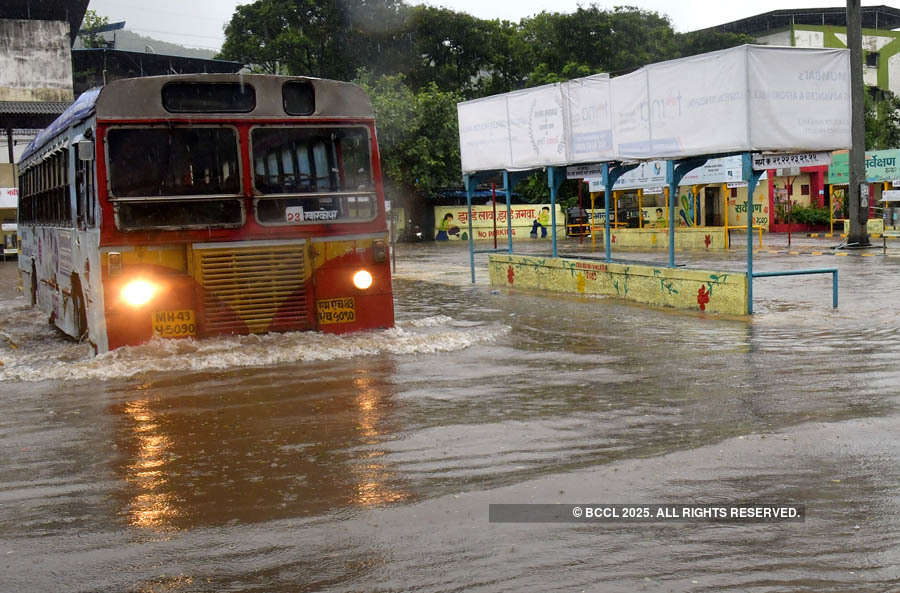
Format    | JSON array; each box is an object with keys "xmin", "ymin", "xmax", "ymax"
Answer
[{"xmin": 2, "ymin": 237, "xmax": 900, "ymax": 592}]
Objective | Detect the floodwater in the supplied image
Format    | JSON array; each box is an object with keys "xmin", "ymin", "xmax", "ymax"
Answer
[{"xmin": 2, "ymin": 235, "xmax": 900, "ymax": 592}]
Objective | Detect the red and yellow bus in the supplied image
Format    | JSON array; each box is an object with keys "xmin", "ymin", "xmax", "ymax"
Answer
[{"xmin": 17, "ymin": 74, "xmax": 393, "ymax": 353}]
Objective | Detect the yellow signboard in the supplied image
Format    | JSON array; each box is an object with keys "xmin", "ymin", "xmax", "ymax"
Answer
[
  {"xmin": 433, "ymin": 204, "xmax": 564, "ymax": 241},
  {"xmin": 152, "ymin": 310, "xmax": 197, "ymax": 338}
]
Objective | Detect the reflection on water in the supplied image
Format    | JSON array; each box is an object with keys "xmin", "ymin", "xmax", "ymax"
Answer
[
  {"xmin": 111, "ymin": 360, "xmax": 411, "ymax": 531},
  {"xmin": 351, "ymin": 372, "xmax": 409, "ymax": 507},
  {"xmin": 122, "ymin": 398, "xmax": 178, "ymax": 529}
]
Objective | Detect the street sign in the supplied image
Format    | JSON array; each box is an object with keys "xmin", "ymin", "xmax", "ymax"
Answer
[
  {"xmin": 567, "ymin": 163, "xmax": 605, "ymax": 179},
  {"xmin": 752, "ymin": 152, "xmax": 832, "ymax": 171}
]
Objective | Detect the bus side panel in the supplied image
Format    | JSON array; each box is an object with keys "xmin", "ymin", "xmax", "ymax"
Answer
[
  {"xmin": 310, "ymin": 237, "xmax": 394, "ymax": 333},
  {"xmin": 80, "ymin": 229, "xmax": 108, "ymax": 352},
  {"xmin": 24, "ymin": 226, "xmax": 61, "ymax": 323}
]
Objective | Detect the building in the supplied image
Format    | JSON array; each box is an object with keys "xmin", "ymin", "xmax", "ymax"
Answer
[
  {"xmin": 702, "ymin": 6, "xmax": 900, "ymax": 230},
  {"xmin": 0, "ymin": 0, "xmax": 85, "ymax": 167},
  {"xmin": 0, "ymin": 0, "xmax": 86, "ymax": 253},
  {"xmin": 709, "ymin": 6, "xmax": 900, "ymax": 96}
]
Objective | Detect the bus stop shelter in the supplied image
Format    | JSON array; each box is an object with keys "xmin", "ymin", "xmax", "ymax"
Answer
[{"xmin": 457, "ymin": 44, "xmax": 850, "ymax": 314}]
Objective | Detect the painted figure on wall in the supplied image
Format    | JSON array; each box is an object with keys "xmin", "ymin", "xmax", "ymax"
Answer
[
  {"xmin": 531, "ymin": 206, "xmax": 550, "ymax": 238},
  {"xmin": 436, "ymin": 213, "xmax": 459, "ymax": 240},
  {"xmin": 679, "ymin": 190, "xmax": 697, "ymax": 227}
]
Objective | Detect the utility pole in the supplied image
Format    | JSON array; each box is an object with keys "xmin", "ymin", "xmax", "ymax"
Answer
[{"xmin": 847, "ymin": 0, "xmax": 870, "ymax": 246}]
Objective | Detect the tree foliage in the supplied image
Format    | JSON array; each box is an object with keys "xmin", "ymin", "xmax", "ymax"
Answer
[
  {"xmin": 80, "ymin": 10, "xmax": 110, "ymax": 49},
  {"xmin": 865, "ymin": 89, "xmax": 900, "ymax": 150},
  {"xmin": 356, "ymin": 72, "xmax": 462, "ymax": 200},
  {"xmin": 217, "ymin": 1, "xmax": 764, "ymax": 206}
]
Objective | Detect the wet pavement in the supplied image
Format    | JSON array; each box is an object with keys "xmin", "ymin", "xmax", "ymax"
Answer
[{"xmin": 1, "ymin": 234, "xmax": 900, "ymax": 592}]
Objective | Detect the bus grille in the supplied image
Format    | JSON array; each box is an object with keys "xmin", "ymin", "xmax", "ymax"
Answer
[{"xmin": 194, "ymin": 243, "xmax": 310, "ymax": 334}]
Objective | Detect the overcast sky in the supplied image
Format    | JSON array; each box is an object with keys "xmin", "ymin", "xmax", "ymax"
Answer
[{"xmin": 86, "ymin": 0, "xmax": 897, "ymax": 51}]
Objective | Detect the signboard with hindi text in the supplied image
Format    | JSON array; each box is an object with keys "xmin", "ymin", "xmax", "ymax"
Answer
[
  {"xmin": 827, "ymin": 149, "xmax": 900, "ymax": 184},
  {"xmin": 433, "ymin": 204, "xmax": 564, "ymax": 242}
]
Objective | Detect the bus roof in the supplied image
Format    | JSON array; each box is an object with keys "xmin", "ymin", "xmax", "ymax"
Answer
[{"xmin": 20, "ymin": 74, "xmax": 374, "ymax": 163}]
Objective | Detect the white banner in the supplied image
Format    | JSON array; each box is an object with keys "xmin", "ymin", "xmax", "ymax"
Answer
[
  {"xmin": 611, "ymin": 68, "xmax": 650, "ymax": 159},
  {"xmin": 648, "ymin": 49, "xmax": 749, "ymax": 157},
  {"xmin": 458, "ymin": 45, "xmax": 851, "ymax": 172},
  {"xmin": 564, "ymin": 74, "xmax": 614, "ymax": 163},
  {"xmin": 614, "ymin": 160, "xmax": 667, "ymax": 189},
  {"xmin": 748, "ymin": 46, "xmax": 851, "ymax": 151},
  {"xmin": 508, "ymin": 84, "xmax": 569, "ymax": 169},
  {"xmin": 457, "ymin": 95, "xmax": 510, "ymax": 173},
  {"xmin": 0, "ymin": 187, "xmax": 18, "ymax": 209},
  {"xmin": 681, "ymin": 155, "xmax": 744, "ymax": 185}
]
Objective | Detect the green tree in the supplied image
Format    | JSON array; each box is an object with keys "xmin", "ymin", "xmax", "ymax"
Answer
[
  {"xmin": 219, "ymin": 0, "xmax": 409, "ymax": 79},
  {"xmin": 477, "ymin": 20, "xmax": 532, "ymax": 94},
  {"xmin": 520, "ymin": 7, "xmax": 678, "ymax": 77},
  {"xmin": 676, "ymin": 29, "xmax": 754, "ymax": 58},
  {"xmin": 356, "ymin": 72, "xmax": 462, "ymax": 200},
  {"xmin": 80, "ymin": 9, "xmax": 110, "ymax": 49},
  {"xmin": 404, "ymin": 6, "xmax": 498, "ymax": 96},
  {"xmin": 526, "ymin": 61, "xmax": 592, "ymax": 87},
  {"xmin": 865, "ymin": 89, "xmax": 900, "ymax": 150}
]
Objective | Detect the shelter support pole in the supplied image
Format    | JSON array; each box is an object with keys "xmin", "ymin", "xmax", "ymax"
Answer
[
  {"xmin": 466, "ymin": 174, "xmax": 477, "ymax": 283},
  {"xmin": 743, "ymin": 152, "xmax": 764, "ymax": 314},
  {"xmin": 723, "ymin": 183, "xmax": 729, "ymax": 249},
  {"xmin": 638, "ymin": 189, "xmax": 643, "ymax": 228},
  {"xmin": 667, "ymin": 163, "xmax": 676, "ymax": 267},
  {"xmin": 666, "ymin": 157, "xmax": 708, "ymax": 268},
  {"xmin": 590, "ymin": 192, "xmax": 597, "ymax": 250},
  {"xmin": 548, "ymin": 166, "xmax": 564, "ymax": 258},
  {"xmin": 603, "ymin": 162, "xmax": 640, "ymax": 262},
  {"xmin": 603, "ymin": 166, "xmax": 612, "ymax": 261}
]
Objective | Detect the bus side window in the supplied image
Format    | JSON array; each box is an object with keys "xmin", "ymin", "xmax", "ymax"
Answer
[{"xmin": 76, "ymin": 156, "xmax": 96, "ymax": 228}]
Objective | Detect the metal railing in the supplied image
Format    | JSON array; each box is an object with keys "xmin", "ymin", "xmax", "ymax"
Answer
[{"xmin": 750, "ymin": 268, "xmax": 838, "ymax": 313}]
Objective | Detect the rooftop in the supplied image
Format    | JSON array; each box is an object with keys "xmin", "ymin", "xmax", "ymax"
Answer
[{"xmin": 701, "ymin": 5, "xmax": 900, "ymax": 36}]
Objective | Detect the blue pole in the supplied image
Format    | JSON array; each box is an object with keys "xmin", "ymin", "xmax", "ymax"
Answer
[
  {"xmin": 548, "ymin": 166, "xmax": 560, "ymax": 258},
  {"xmin": 603, "ymin": 163, "xmax": 612, "ymax": 263},
  {"xmin": 833, "ymin": 269, "xmax": 839, "ymax": 309},
  {"xmin": 742, "ymin": 152, "xmax": 763, "ymax": 314},
  {"xmin": 466, "ymin": 174, "xmax": 476, "ymax": 284},
  {"xmin": 503, "ymin": 170, "xmax": 513, "ymax": 253},
  {"xmin": 667, "ymin": 160, "xmax": 676, "ymax": 268}
]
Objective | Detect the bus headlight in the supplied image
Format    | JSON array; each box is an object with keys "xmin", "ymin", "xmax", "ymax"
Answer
[
  {"xmin": 121, "ymin": 279, "xmax": 158, "ymax": 307},
  {"xmin": 352, "ymin": 270, "xmax": 373, "ymax": 290}
]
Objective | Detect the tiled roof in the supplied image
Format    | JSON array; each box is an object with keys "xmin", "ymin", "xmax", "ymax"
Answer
[{"xmin": 0, "ymin": 101, "xmax": 70, "ymax": 115}]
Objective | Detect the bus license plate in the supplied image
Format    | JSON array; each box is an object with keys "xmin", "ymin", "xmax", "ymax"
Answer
[
  {"xmin": 316, "ymin": 297, "xmax": 356, "ymax": 324},
  {"xmin": 152, "ymin": 309, "xmax": 197, "ymax": 338}
]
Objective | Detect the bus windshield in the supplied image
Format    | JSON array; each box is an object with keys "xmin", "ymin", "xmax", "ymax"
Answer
[
  {"xmin": 251, "ymin": 126, "xmax": 377, "ymax": 225},
  {"xmin": 106, "ymin": 126, "xmax": 243, "ymax": 230},
  {"xmin": 108, "ymin": 127, "xmax": 241, "ymax": 197}
]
